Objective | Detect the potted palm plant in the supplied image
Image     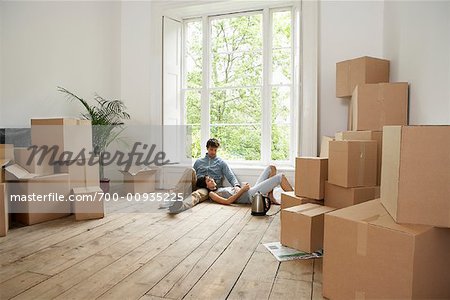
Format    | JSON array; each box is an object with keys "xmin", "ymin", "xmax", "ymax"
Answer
[{"xmin": 58, "ymin": 86, "xmax": 130, "ymax": 192}]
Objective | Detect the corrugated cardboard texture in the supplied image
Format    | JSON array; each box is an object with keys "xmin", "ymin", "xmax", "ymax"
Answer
[
  {"xmin": 324, "ymin": 181, "xmax": 380, "ymax": 209},
  {"xmin": 281, "ymin": 204, "xmax": 335, "ymax": 253},
  {"xmin": 0, "ymin": 144, "xmax": 14, "ymax": 160},
  {"xmin": 0, "ymin": 183, "xmax": 8, "ymax": 236},
  {"xmin": 72, "ymin": 186, "xmax": 104, "ymax": 221},
  {"xmin": 295, "ymin": 157, "xmax": 328, "ymax": 199},
  {"xmin": 280, "ymin": 191, "xmax": 323, "ymax": 209},
  {"xmin": 329, "ymin": 141, "xmax": 377, "ymax": 188},
  {"xmin": 351, "ymin": 83, "xmax": 408, "ymax": 131},
  {"xmin": 381, "ymin": 126, "xmax": 450, "ymax": 227},
  {"xmin": 335, "ymin": 131, "xmax": 383, "ymax": 185},
  {"xmin": 336, "ymin": 56, "xmax": 390, "ymax": 98},
  {"xmin": 323, "ymin": 199, "xmax": 450, "ymax": 299}
]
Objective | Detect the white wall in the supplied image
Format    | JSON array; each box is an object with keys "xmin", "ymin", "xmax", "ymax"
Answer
[
  {"xmin": 318, "ymin": 1, "xmax": 385, "ymax": 140},
  {"xmin": 383, "ymin": 1, "xmax": 450, "ymax": 125},
  {"xmin": 0, "ymin": 1, "xmax": 122, "ymax": 127}
]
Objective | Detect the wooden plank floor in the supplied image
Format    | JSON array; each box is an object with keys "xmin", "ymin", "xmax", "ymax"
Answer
[{"xmin": 0, "ymin": 199, "xmax": 325, "ymax": 300}]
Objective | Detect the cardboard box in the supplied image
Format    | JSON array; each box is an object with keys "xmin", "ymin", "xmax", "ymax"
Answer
[
  {"xmin": 31, "ymin": 118, "xmax": 93, "ymax": 161},
  {"xmin": 295, "ymin": 157, "xmax": 328, "ymax": 200},
  {"xmin": 319, "ymin": 136, "xmax": 334, "ymax": 158},
  {"xmin": 381, "ymin": 125, "xmax": 450, "ymax": 227},
  {"xmin": 1, "ymin": 159, "xmax": 11, "ymax": 183},
  {"xmin": 324, "ymin": 181, "xmax": 380, "ymax": 209},
  {"xmin": 280, "ymin": 191, "xmax": 323, "ymax": 209},
  {"xmin": 121, "ymin": 167, "xmax": 158, "ymax": 195},
  {"xmin": 336, "ymin": 56, "xmax": 390, "ymax": 98},
  {"xmin": 55, "ymin": 159, "xmax": 99, "ymax": 190},
  {"xmin": 72, "ymin": 186, "xmax": 104, "ymax": 221},
  {"xmin": 14, "ymin": 147, "xmax": 54, "ymax": 176},
  {"xmin": 328, "ymin": 140, "xmax": 377, "ymax": 188},
  {"xmin": 335, "ymin": 130, "xmax": 383, "ymax": 185},
  {"xmin": 281, "ymin": 203, "xmax": 335, "ymax": 253},
  {"xmin": 0, "ymin": 183, "xmax": 8, "ymax": 237},
  {"xmin": 5, "ymin": 165, "xmax": 71, "ymax": 225},
  {"xmin": 0, "ymin": 144, "xmax": 14, "ymax": 160},
  {"xmin": 351, "ymin": 83, "xmax": 409, "ymax": 131},
  {"xmin": 323, "ymin": 199, "xmax": 450, "ymax": 299}
]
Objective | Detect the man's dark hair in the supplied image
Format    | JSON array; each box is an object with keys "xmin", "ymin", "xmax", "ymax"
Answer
[{"xmin": 206, "ymin": 138, "xmax": 220, "ymax": 149}]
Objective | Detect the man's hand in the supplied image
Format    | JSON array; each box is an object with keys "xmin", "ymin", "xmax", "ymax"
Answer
[{"xmin": 241, "ymin": 183, "xmax": 250, "ymax": 192}]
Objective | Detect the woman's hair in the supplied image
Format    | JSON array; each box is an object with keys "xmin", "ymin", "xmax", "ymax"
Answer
[{"xmin": 196, "ymin": 176, "xmax": 208, "ymax": 190}]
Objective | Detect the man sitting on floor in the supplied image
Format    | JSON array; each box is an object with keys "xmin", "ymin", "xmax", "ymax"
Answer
[{"xmin": 168, "ymin": 138, "xmax": 240, "ymax": 213}]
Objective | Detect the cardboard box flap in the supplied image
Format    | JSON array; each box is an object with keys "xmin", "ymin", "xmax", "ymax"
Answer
[
  {"xmin": 5, "ymin": 164, "xmax": 38, "ymax": 179},
  {"xmin": 31, "ymin": 117, "xmax": 91, "ymax": 126},
  {"xmin": 120, "ymin": 166, "xmax": 158, "ymax": 176},
  {"xmin": 301, "ymin": 206, "xmax": 336, "ymax": 217},
  {"xmin": 369, "ymin": 214, "xmax": 432, "ymax": 236},
  {"xmin": 284, "ymin": 203, "xmax": 320, "ymax": 214},
  {"xmin": 1, "ymin": 159, "xmax": 12, "ymax": 168}
]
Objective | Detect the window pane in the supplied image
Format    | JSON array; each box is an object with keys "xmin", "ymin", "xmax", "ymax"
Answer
[
  {"xmin": 212, "ymin": 52, "xmax": 262, "ymax": 87},
  {"xmin": 211, "ymin": 125, "xmax": 261, "ymax": 161},
  {"xmin": 185, "ymin": 21, "xmax": 203, "ymax": 88},
  {"xmin": 185, "ymin": 90, "xmax": 201, "ymax": 125},
  {"xmin": 272, "ymin": 48, "xmax": 291, "ymax": 84},
  {"xmin": 272, "ymin": 86, "xmax": 290, "ymax": 124},
  {"xmin": 210, "ymin": 88, "xmax": 261, "ymax": 124},
  {"xmin": 272, "ymin": 10, "xmax": 291, "ymax": 49},
  {"xmin": 271, "ymin": 124, "xmax": 290, "ymax": 161},
  {"xmin": 211, "ymin": 13, "xmax": 263, "ymax": 87},
  {"xmin": 187, "ymin": 125, "xmax": 201, "ymax": 159}
]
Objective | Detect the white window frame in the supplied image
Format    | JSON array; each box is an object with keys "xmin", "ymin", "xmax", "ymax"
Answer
[{"xmin": 181, "ymin": 6, "xmax": 298, "ymax": 166}]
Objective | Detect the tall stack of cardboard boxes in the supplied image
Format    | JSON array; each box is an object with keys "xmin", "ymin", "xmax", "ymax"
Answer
[
  {"xmin": 321, "ymin": 57, "xmax": 450, "ymax": 299},
  {"xmin": 1, "ymin": 118, "xmax": 104, "ymax": 233},
  {"xmin": 1, "ymin": 144, "xmax": 14, "ymax": 236}
]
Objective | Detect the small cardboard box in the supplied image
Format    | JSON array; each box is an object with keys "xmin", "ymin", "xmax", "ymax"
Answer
[
  {"xmin": 121, "ymin": 167, "xmax": 158, "ymax": 195},
  {"xmin": 319, "ymin": 136, "xmax": 334, "ymax": 158},
  {"xmin": 335, "ymin": 130, "xmax": 383, "ymax": 184},
  {"xmin": 1, "ymin": 159, "xmax": 11, "ymax": 183},
  {"xmin": 31, "ymin": 118, "xmax": 93, "ymax": 161},
  {"xmin": 5, "ymin": 165, "xmax": 71, "ymax": 225},
  {"xmin": 72, "ymin": 186, "xmax": 104, "ymax": 221},
  {"xmin": 280, "ymin": 191, "xmax": 323, "ymax": 209},
  {"xmin": 336, "ymin": 56, "xmax": 390, "ymax": 98},
  {"xmin": 351, "ymin": 83, "xmax": 409, "ymax": 131},
  {"xmin": 381, "ymin": 125, "xmax": 450, "ymax": 228},
  {"xmin": 323, "ymin": 199, "xmax": 450, "ymax": 300},
  {"xmin": 55, "ymin": 159, "xmax": 99, "ymax": 190},
  {"xmin": 0, "ymin": 183, "xmax": 8, "ymax": 237},
  {"xmin": 281, "ymin": 203, "xmax": 335, "ymax": 253},
  {"xmin": 1, "ymin": 144, "xmax": 14, "ymax": 160},
  {"xmin": 14, "ymin": 147, "xmax": 54, "ymax": 176},
  {"xmin": 328, "ymin": 140, "xmax": 377, "ymax": 188},
  {"xmin": 295, "ymin": 157, "xmax": 328, "ymax": 200},
  {"xmin": 324, "ymin": 181, "xmax": 380, "ymax": 209}
]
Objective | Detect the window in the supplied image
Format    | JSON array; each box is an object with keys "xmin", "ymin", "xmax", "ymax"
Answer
[{"xmin": 183, "ymin": 8, "xmax": 296, "ymax": 163}]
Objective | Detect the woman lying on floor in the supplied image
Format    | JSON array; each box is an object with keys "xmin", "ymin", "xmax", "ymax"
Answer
[{"xmin": 195, "ymin": 165, "xmax": 293, "ymax": 206}]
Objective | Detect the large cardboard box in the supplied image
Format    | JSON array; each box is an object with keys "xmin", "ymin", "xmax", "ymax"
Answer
[
  {"xmin": 14, "ymin": 147, "xmax": 54, "ymax": 176},
  {"xmin": 1, "ymin": 159, "xmax": 11, "ymax": 183},
  {"xmin": 324, "ymin": 181, "xmax": 380, "ymax": 209},
  {"xmin": 121, "ymin": 167, "xmax": 158, "ymax": 195},
  {"xmin": 381, "ymin": 125, "xmax": 450, "ymax": 228},
  {"xmin": 0, "ymin": 144, "xmax": 14, "ymax": 160},
  {"xmin": 55, "ymin": 159, "xmax": 99, "ymax": 190},
  {"xmin": 295, "ymin": 157, "xmax": 328, "ymax": 200},
  {"xmin": 336, "ymin": 56, "xmax": 390, "ymax": 98},
  {"xmin": 335, "ymin": 130, "xmax": 383, "ymax": 184},
  {"xmin": 0, "ymin": 183, "xmax": 8, "ymax": 237},
  {"xmin": 5, "ymin": 165, "xmax": 71, "ymax": 225},
  {"xmin": 72, "ymin": 186, "xmax": 104, "ymax": 221},
  {"xmin": 323, "ymin": 199, "xmax": 450, "ymax": 300},
  {"xmin": 328, "ymin": 140, "xmax": 377, "ymax": 188},
  {"xmin": 351, "ymin": 83, "xmax": 408, "ymax": 131},
  {"xmin": 280, "ymin": 191, "xmax": 323, "ymax": 209},
  {"xmin": 31, "ymin": 118, "xmax": 93, "ymax": 161},
  {"xmin": 281, "ymin": 203, "xmax": 335, "ymax": 253}
]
